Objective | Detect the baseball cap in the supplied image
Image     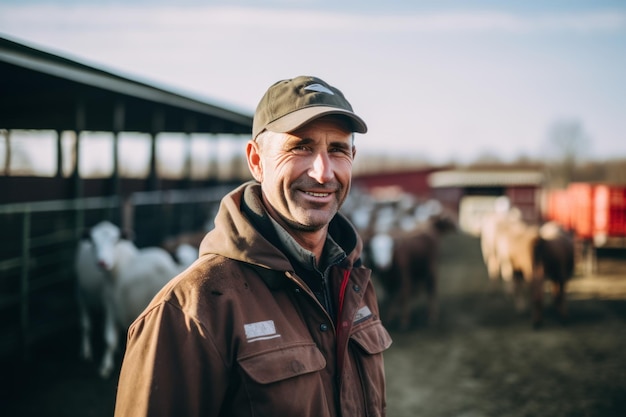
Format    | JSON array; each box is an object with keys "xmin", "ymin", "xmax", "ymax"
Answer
[{"xmin": 252, "ymin": 75, "xmax": 368, "ymax": 140}]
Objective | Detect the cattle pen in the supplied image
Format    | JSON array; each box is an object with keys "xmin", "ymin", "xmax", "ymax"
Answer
[{"xmin": 0, "ymin": 186, "xmax": 236, "ymax": 359}]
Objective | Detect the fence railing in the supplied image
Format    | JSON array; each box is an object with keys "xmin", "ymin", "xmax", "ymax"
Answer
[{"xmin": 0, "ymin": 184, "xmax": 234, "ymax": 360}]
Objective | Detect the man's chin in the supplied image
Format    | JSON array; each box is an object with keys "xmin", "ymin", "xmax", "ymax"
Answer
[{"xmin": 290, "ymin": 213, "xmax": 334, "ymax": 232}]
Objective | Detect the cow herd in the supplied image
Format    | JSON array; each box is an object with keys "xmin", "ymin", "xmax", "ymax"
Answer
[
  {"xmin": 343, "ymin": 189, "xmax": 576, "ymax": 331},
  {"xmin": 342, "ymin": 190, "xmax": 458, "ymax": 330},
  {"xmin": 74, "ymin": 190, "xmax": 576, "ymax": 378},
  {"xmin": 74, "ymin": 220, "xmax": 199, "ymax": 378},
  {"xmin": 479, "ymin": 197, "xmax": 575, "ymax": 328}
]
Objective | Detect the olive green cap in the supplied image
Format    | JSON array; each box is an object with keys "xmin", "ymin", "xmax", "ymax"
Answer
[{"xmin": 252, "ymin": 75, "xmax": 368, "ymax": 140}]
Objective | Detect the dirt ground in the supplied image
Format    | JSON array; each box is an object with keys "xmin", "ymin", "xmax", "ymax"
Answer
[{"xmin": 3, "ymin": 232, "xmax": 626, "ymax": 417}]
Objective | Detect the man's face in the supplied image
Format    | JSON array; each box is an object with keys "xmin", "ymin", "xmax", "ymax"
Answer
[{"xmin": 247, "ymin": 117, "xmax": 356, "ymax": 233}]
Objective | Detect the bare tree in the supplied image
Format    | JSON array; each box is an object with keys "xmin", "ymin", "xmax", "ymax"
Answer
[{"xmin": 546, "ymin": 119, "xmax": 590, "ymax": 186}]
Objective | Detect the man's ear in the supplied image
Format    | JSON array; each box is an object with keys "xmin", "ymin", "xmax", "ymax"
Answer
[{"xmin": 246, "ymin": 140, "xmax": 263, "ymax": 182}]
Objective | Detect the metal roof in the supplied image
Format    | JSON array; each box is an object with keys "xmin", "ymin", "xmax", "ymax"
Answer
[
  {"xmin": 428, "ymin": 169, "xmax": 544, "ymax": 188},
  {"xmin": 0, "ymin": 35, "xmax": 253, "ymax": 134}
]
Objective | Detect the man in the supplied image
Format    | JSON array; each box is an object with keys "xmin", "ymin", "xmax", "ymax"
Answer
[{"xmin": 114, "ymin": 75, "xmax": 392, "ymax": 417}]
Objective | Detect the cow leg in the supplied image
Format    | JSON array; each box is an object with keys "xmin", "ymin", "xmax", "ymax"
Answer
[
  {"xmin": 552, "ymin": 281, "xmax": 567, "ymax": 323},
  {"xmin": 383, "ymin": 294, "xmax": 399, "ymax": 326},
  {"xmin": 398, "ymin": 282, "xmax": 412, "ymax": 331},
  {"xmin": 426, "ymin": 272, "xmax": 438, "ymax": 326},
  {"xmin": 378, "ymin": 270, "xmax": 400, "ymax": 328},
  {"xmin": 512, "ymin": 274, "xmax": 527, "ymax": 312},
  {"xmin": 99, "ymin": 305, "xmax": 119, "ymax": 379},
  {"xmin": 530, "ymin": 276, "xmax": 544, "ymax": 328},
  {"xmin": 486, "ymin": 255, "xmax": 501, "ymax": 281},
  {"xmin": 78, "ymin": 298, "xmax": 93, "ymax": 361},
  {"xmin": 501, "ymin": 260, "xmax": 514, "ymax": 282}
]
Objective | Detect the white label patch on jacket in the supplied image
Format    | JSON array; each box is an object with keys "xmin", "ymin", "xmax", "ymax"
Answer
[
  {"xmin": 244, "ymin": 320, "xmax": 281, "ymax": 343},
  {"xmin": 354, "ymin": 306, "xmax": 373, "ymax": 324}
]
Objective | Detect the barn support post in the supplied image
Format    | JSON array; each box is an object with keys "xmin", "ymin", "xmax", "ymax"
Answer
[
  {"xmin": 109, "ymin": 134, "xmax": 121, "ymax": 223},
  {"xmin": 182, "ymin": 115, "xmax": 197, "ymax": 189},
  {"xmin": 232, "ymin": 136, "xmax": 248, "ymax": 181},
  {"xmin": 73, "ymin": 100, "xmax": 85, "ymax": 199},
  {"xmin": 148, "ymin": 108, "xmax": 164, "ymax": 192},
  {"xmin": 72, "ymin": 99, "xmax": 88, "ymax": 242},
  {"xmin": 181, "ymin": 133, "xmax": 192, "ymax": 188},
  {"xmin": 2, "ymin": 129, "xmax": 10, "ymax": 175},
  {"xmin": 55, "ymin": 129, "xmax": 63, "ymax": 178},
  {"xmin": 112, "ymin": 100, "xmax": 125, "ymax": 198},
  {"xmin": 207, "ymin": 134, "xmax": 219, "ymax": 183},
  {"xmin": 112, "ymin": 132, "xmax": 120, "ymax": 195},
  {"xmin": 148, "ymin": 133, "xmax": 158, "ymax": 191},
  {"xmin": 19, "ymin": 208, "xmax": 31, "ymax": 361},
  {"xmin": 122, "ymin": 196, "xmax": 135, "ymax": 239}
]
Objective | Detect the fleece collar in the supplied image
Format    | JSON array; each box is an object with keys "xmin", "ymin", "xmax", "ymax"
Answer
[{"xmin": 199, "ymin": 181, "xmax": 361, "ymax": 288}]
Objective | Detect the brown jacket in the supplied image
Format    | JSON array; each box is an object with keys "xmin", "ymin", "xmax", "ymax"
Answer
[{"xmin": 114, "ymin": 182, "xmax": 392, "ymax": 417}]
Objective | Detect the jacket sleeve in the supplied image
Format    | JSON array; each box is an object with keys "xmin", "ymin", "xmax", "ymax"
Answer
[{"xmin": 114, "ymin": 300, "xmax": 228, "ymax": 417}]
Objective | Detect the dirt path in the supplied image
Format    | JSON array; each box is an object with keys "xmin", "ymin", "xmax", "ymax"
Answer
[
  {"xmin": 384, "ymin": 232, "xmax": 626, "ymax": 417},
  {"xmin": 3, "ymin": 232, "xmax": 625, "ymax": 417}
]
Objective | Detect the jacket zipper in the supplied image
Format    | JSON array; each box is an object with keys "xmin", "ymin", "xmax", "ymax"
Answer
[{"xmin": 335, "ymin": 269, "xmax": 351, "ymax": 391}]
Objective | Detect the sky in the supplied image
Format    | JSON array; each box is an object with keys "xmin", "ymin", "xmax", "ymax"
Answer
[{"xmin": 1, "ymin": 0, "xmax": 625, "ymax": 164}]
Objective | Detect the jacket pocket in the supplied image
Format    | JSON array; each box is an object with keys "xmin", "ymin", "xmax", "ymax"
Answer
[
  {"xmin": 351, "ymin": 320, "xmax": 392, "ymax": 354},
  {"xmin": 345, "ymin": 321, "xmax": 392, "ymax": 417},
  {"xmin": 238, "ymin": 342, "xmax": 326, "ymax": 384}
]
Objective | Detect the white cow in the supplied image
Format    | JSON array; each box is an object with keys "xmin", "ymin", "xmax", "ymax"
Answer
[
  {"xmin": 480, "ymin": 197, "xmax": 522, "ymax": 281},
  {"xmin": 75, "ymin": 220, "xmax": 192, "ymax": 378},
  {"xmin": 75, "ymin": 237, "xmax": 110, "ymax": 365}
]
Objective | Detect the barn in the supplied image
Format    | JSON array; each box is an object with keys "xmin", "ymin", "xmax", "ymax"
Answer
[
  {"xmin": 428, "ymin": 168, "xmax": 545, "ymax": 236},
  {"xmin": 0, "ymin": 35, "xmax": 253, "ymax": 361}
]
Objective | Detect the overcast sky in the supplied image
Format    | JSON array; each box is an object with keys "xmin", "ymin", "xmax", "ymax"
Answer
[{"xmin": 1, "ymin": 0, "xmax": 625, "ymax": 164}]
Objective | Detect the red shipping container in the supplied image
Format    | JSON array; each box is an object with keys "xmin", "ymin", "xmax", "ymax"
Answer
[
  {"xmin": 548, "ymin": 189, "xmax": 571, "ymax": 230},
  {"xmin": 594, "ymin": 185, "xmax": 626, "ymax": 240},
  {"xmin": 568, "ymin": 182, "xmax": 595, "ymax": 239}
]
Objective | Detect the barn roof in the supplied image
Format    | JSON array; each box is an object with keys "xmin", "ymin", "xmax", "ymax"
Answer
[
  {"xmin": 0, "ymin": 35, "xmax": 253, "ymax": 134},
  {"xmin": 428, "ymin": 169, "xmax": 544, "ymax": 188}
]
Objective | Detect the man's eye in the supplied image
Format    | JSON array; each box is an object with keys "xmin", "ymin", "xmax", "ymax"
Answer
[
  {"xmin": 330, "ymin": 147, "xmax": 350, "ymax": 155},
  {"xmin": 292, "ymin": 146, "xmax": 310, "ymax": 153}
]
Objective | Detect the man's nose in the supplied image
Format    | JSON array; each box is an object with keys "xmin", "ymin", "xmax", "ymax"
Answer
[{"xmin": 309, "ymin": 152, "xmax": 334, "ymax": 183}]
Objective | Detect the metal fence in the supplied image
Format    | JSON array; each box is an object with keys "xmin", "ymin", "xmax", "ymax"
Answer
[{"xmin": 0, "ymin": 184, "xmax": 234, "ymax": 360}]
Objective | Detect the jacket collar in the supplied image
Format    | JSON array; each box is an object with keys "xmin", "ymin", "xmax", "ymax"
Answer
[{"xmin": 200, "ymin": 181, "xmax": 362, "ymax": 288}]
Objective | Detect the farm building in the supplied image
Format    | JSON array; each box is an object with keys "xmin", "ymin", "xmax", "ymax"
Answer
[
  {"xmin": 352, "ymin": 166, "xmax": 450, "ymax": 201},
  {"xmin": 428, "ymin": 168, "xmax": 545, "ymax": 236},
  {"xmin": 0, "ymin": 35, "xmax": 253, "ymax": 361},
  {"xmin": 0, "ymin": 35, "xmax": 253, "ymax": 205}
]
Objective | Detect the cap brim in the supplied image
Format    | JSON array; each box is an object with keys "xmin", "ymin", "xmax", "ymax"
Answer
[{"xmin": 265, "ymin": 106, "xmax": 368, "ymax": 135}]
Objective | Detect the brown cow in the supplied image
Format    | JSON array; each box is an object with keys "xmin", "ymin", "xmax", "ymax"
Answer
[
  {"xmin": 532, "ymin": 222, "xmax": 575, "ymax": 326},
  {"xmin": 369, "ymin": 211, "xmax": 457, "ymax": 330},
  {"xmin": 493, "ymin": 219, "xmax": 574, "ymax": 327}
]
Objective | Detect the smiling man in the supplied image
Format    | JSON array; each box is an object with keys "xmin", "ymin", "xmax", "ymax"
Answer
[
  {"xmin": 249, "ymin": 117, "xmax": 355, "ymax": 256},
  {"xmin": 114, "ymin": 75, "xmax": 392, "ymax": 417}
]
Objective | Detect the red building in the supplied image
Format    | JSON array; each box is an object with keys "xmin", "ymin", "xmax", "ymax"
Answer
[{"xmin": 352, "ymin": 166, "xmax": 448, "ymax": 201}]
